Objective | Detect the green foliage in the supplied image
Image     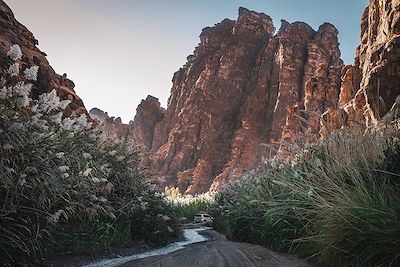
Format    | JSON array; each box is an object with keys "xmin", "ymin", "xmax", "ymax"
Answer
[
  {"xmin": 50, "ymin": 216, "xmax": 132, "ymax": 254},
  {"xmin": 130, "ymin": 195, "xmax": 179, "ymax": 245},
  {"xmin": 212, "ymin": 126, "xmax": 400, "ymax": 266}
]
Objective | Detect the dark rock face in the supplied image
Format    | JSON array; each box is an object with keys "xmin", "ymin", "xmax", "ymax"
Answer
[
  {"xmin": 0, "ymin": 0, "xmax": 87, "ymax": 114},
  {"xmin": 143, "ymin": 8, "xmax": 343, "ymax": 193},
  {"xmin": 322, "ymin": 0, "xmax": 400, "ymax": 135}
]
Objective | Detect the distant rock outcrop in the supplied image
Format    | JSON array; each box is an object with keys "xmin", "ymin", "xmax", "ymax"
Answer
[
  {"xmin": 0, "ymin": 0, "xmax": 87, "ymax": 115},
  {"xmin": 89, "ymin": 107, "xmax": 130, "ymax": 142},
  {"xmin": 129, "ymin": 95, "xmax": 166, "ymax": 151},
  {"xmin": 89, "ymin": 95, "xmax": 165, "ymax": 146}
]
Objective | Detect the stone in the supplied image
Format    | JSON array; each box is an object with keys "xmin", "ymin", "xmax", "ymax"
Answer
[{"xmin": 129, "ymin": 95, "xmax": 166, "ymax": 151}]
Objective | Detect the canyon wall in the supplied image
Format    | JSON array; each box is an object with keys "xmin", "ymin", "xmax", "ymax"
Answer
[
  {"xmin": 130, "ymin": 7, "xmax": 344, "ymax": 193},
  {"xmin": 141, "ymin": 0, "xmax": 400, "ymax": 193},
  {"xmin": 78, "ymin": 1, "xmax": 400, "ymax": 194}
]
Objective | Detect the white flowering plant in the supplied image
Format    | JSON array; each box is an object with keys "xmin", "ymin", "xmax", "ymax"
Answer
[{"xmin": 0, "ymin": 45, "xmax": 178, "ymax": 264}]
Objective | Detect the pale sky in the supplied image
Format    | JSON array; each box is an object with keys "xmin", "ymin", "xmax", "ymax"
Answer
[{"xmin": 5, "ymin": 0, "xmax": 368, "ymax": 122}]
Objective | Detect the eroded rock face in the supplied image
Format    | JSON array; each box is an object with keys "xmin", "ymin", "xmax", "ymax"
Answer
[
  {"xmin": 143, "ymin": 7, "xmax": 343, "ymax": 193},
  {"xmin": 129, "ymin": 95, "xmax": 166, "ymax": 151},
  {"xmin": 0, "ymin": 0, "xmax": 86, "ymax": 114},
  {"xmin": 322, "ymin": 0, "xmax": 400, "ymax": 134},
  {"xmin": 89, "ymin": 95, "xmax": 165, "ymax": 149}
]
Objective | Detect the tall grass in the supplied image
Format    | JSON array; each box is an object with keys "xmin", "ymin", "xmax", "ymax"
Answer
[
  {"xmin": 0, "ymin": 45, "xmax": 178, "ymax": 265},
  {"xmin": 212, "ymin": 122, "xmax": 400, "ymax": 266}
]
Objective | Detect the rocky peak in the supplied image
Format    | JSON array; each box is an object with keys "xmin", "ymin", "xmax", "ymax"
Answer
[
  {"xmin": 233, "ymin": 7, "xmax": 275, "ymax": 40},
  {"xmin": 278, "ymin": 19, "xmax": 291, "ymax": 33},
  {"xmin": 89, "ymin": 95, "xmax": 165, "ymax": 149},
  {"xmin": 199, "ymin": 19, "xmax": 235, "ymax": 46},
  {"xmin": 89, "ymin": 108, "xmax": 109, "ymax": 122}
]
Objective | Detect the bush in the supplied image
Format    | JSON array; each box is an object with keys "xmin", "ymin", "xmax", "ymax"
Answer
[
  {"xmin": 0, "ymin": 45, "xmax": 178, "ymax": 265},
  {"xmin": 212, "ymin": 126, "xmax": 400, "ymax": 266},
  {"xmin": 130, "ymin": 195, "xmax": 179, "ymax": 245}
]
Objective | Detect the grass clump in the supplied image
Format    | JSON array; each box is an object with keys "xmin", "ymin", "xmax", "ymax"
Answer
[{"xmin": 212, "ymin": 124, "xmax": 400, "ymax": 266}]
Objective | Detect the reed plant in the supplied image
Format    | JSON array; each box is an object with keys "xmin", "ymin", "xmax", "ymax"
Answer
[{"xmin": 213, "ymin": 123, "xmax": 400, "ymax": 266}]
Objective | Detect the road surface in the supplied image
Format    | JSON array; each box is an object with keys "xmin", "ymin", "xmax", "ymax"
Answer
[{"xmin": 120, "ymin": 229, "xmax": 313, "ymax": 267}]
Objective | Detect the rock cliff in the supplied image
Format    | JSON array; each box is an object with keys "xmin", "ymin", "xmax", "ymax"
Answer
[
  {"xmin": 89, "ymin": 107, "xmax": 130, "ymax": 142},
  {"xmin": 7, "ymin": 0, "xmax": 395, "ymax": 194},
  {"xmin": 322, "ymin": 0, "xmax": 400, "ymax": 135},
  {"xmin": 0, "ymin": 0, "xmax": 86, "ymax": 114},
  {"xmin": 140, "ymin": 7, "xmax": 344, "ymax": 193}
]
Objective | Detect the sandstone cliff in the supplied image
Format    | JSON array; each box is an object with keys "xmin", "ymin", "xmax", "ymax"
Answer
[
  {"xmin": 322, "ymin": 0, "xmax": 400, "ymax": 135},
  {"xmin": 0, "ymin": 0, "xmax": 86, "ymax": 114},
  {"xmin": 136, "ymin": 7, "xmax": 344, "ymax": 193}
]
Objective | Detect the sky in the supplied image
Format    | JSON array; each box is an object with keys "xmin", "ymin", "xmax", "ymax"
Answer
[{"xmin": 5, "ymin": 0, "xmax": 368, "ymax": 122}]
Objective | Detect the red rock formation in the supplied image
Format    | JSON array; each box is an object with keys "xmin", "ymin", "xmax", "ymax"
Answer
[
  {"xmin": 142, "ymin": 8, "xmax": 343, "ymax": 193},
  {"xmin": 0, "ymin": 0, "xmax": 86, "ymax": 114},
  {"xmin": 89, "ymin": 95, "xmax": 165, "ymax": 148},
  {"xmin": 322, "ymin": 0, "xmax": 400, "ymax": 134},
  {"xmin": 130, "ymin": 95, "xmax": 166, "ymax": 151}
]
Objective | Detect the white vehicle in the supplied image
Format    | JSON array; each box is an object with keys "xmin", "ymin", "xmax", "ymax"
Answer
[{"xmin": 194, "ymin": 212, "xmax": 213, "ymax": 224}]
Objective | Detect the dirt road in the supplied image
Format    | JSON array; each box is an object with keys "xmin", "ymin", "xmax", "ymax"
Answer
[{"xmin": 120, "ymin": 230, "xmax": 313, "ymax": 267}]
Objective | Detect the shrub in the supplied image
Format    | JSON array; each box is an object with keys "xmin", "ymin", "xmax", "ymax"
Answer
[{"xmin": 130, "ymin": 195, "xmax": 179, "ymax": 245}]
